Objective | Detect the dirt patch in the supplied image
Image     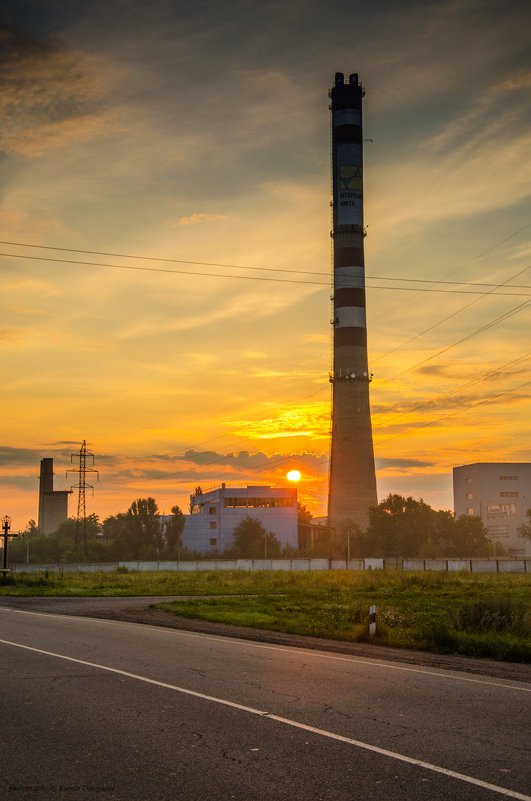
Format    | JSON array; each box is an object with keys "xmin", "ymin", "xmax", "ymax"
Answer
[{"xmin": 81, "ymin": 604, "xmax": 531, "ymax": 683}]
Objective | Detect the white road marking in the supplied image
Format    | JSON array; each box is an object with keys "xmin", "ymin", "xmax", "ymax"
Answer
[
  {"xmin": 3, "ymin": 607, "xmax": 530, "ymax": 692},
  {"xmin": 0, "ymin": 636, "xmax": 529, "ymax": 801}
]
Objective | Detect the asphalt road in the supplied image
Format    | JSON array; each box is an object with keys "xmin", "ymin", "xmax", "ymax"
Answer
[{"xmin": 0, "ymin": 600, "xmax": 530, "ymax": 801}]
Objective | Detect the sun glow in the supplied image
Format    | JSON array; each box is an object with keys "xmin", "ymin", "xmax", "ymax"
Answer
[{"xmin": 287, "ymin": 470, "xmax": 301, "ymax": 481}]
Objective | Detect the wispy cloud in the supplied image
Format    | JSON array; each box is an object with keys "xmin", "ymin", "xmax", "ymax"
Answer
[
  {"xmin": 175, "ymin": 213, "xmax": 228, "ymax": 227},
  {"xmin": 0, "ymin": 19, "xmax": 126, "ymax": 158},
  {"xmin": 229, "ymin": 402, "xmax": 330, "ymax": 440}
]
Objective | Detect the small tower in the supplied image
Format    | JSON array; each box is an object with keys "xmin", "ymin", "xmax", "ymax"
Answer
[
  {"xmin": 328, "ymin": 73, "xmax": 378, "ymax": 532},
  {"xmin": 38, "ymin": 458, "xmax": 71, "ymax": 534}
]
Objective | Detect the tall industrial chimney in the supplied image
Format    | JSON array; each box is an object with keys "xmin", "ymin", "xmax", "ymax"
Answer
[{"xmin": 328, "ymin": 72, "xmax": 378, "ymax": 532}]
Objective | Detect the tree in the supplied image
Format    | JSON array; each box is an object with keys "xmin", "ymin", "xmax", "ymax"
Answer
[
  {"xmin": 297, "ymin": 502, "xmax": 314, "ymax": 553},
  {"xmin": 189, "ymin": 486, "xmax": 203, "ymax": 513},
  {"xmin": 365, "ymin": 494, "xmax": 492, "ymax": 558},
  {"xmin": 125, "ymin": 497, "xmax": 162, "ymax": 559},
  {"xmin": 10, "ymin": 515, "xmax": 102, "ymax": 564},
  {"xmin": 451, "ymin": 514, "xmax": 491, "ymax": 557},
  {"xmin": 336, "ymin": 518, "xmax": 367, "ymax": 559},
  {"xmin": 366, "ymin": 494, "xmax": 435, "ymax": 557},
  {"xmin": 164, "ymin": 505, "xmax": 185, "ymax": 557},
  {"xmin": 230, "ymin": 516, "xmax": 281, "ymax": 559}
]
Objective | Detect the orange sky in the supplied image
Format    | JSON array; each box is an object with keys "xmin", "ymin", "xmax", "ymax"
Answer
[{"xmin": 1, "ymin": 0, "xmax": 530, "ymax": 531}]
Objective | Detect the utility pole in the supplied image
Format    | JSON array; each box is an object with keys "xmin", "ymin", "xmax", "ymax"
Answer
[
  {"xmin": 1, "ymin": 516, "xmax": 18, "ymax": 575},
  {"xmin": 67, "ymin": 440, "xmax": 99, "ymax": 557}
]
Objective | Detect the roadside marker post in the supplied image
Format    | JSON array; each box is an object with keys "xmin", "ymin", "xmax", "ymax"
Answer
[{"xmin": 369, "ymin": 605, "xmax": 376, "ymax": 637}]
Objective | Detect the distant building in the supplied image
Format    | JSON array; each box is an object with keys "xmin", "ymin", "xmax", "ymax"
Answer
[
  {"xmin": 38, "ymin": 458, "xmax": 71, "ymax": 534},
  {"xmin": 453, "ymin": 463, "xmax": 531, "ymax": 556},
  {"xmin": 166, "ymin": 484, "xmax": 298, "ymax": 555}
]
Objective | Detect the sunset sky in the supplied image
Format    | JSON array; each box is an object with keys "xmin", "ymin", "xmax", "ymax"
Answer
[{"xmin": 1, "ymin": 0, "xmax": 530, "ymax": 531}]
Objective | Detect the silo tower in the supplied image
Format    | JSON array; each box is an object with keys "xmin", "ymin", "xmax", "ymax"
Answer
[{"xmin": 328, "ymin": 72, "xmax": 378, "ymax": 532}]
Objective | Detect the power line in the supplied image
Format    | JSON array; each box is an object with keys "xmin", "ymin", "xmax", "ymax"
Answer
[
  {"xmin": 369, "ymin": 221, "xmax": 531, "ymax": 323},
  {"xmin": 2, "ymin": 238, "xmax": 531, "ymax": 290},
  {"xmin": 2, "ymin": 249, "xmax": 531, "ymax": 295},
  {"xmin": 371, "ymin": 264, "xmax": 531, "ymax": 364},
  {"xmin": 372, "ymin": 298, "xmax": 531, "ymax": 391},
  {"xmin": 372, "ymin": 351, "xmax": 531, "ymax": 429},
  {"xmin": 374, "ymin": 378, "xmax": 531, "ymax": 447}
]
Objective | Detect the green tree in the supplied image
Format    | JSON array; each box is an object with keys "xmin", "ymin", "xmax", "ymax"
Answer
[
  {"xmin": 366, "ymin": 494, "xmax": 435, "ymax": 557},
  {"xmin": 101, "ymin": 512, "xmax": 130, "ymax": 559},
  {"xmin": 297, "ymin": 502, "xmax": 314, "ymax": 553},
  {"xmin": 450, "ymin": 514, "xmax": 491, "ymax": 556},
  {"xmin": 11, "ymin": 515, "xmax": 102, "ymax": 564},
  {"xmin": 229, "ymin": 516, "xmax": 281, "ymax": 559},
  {"xmin": 336, "ymin": 518, "xmax": 367, "ymax": 558},
  {"xmin": 125, "ymin": 497, "xmax": 162, "ymax": 559},
  {"xmin": 366, "ymin": 494, "xmax": 492, "ymax": 558},
  {"xmin": 164, "ymin": 505, "xmax": 185, "ymax": 557}
]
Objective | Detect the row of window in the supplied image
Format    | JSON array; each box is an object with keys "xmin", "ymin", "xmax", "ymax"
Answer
[
  {"xmin": 467, "ymin": 491, "xmax": 520, "ymax": 499},
  {"xmin": 487, "ymin": 503, "xmax": 516, "ymax": 519},
  {"xmin": 465, "ymin": 475, "xmax": 519, "ymax": 482},
  {"xmin": 223, "ymin": 497, "xmax": 294, "ymax": 508},
  {"xmin": 192, "ymin": 497, "xmax": 295, "ymax": 514}
]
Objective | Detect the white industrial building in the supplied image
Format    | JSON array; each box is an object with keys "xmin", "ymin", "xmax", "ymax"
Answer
[
  {"xmin": 453, "ymin": 463, "xmax": 531, "ymax": 557},
  {"xmin": 167, "ymin": 484, "xmax": 298, "ymax": 555}
]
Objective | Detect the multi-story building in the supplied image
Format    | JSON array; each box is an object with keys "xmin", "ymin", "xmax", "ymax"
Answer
[
  {"xmin": 453, "ymin": 463, "xmax": 531, "ymax": 556},
  {"xmin": 170, "ymin": 484, "xmax": 298, "ymax": 555}
]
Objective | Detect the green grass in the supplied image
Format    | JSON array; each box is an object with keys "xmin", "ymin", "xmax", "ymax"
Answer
[{"xmin": 1, "ymin": 569, "xmax": 529, "ymax": 662}]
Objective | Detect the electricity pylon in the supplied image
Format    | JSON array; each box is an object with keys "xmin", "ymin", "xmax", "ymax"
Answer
[{"xmin": 67, "ymin": 440, "xmax": 99, "ymax": 555}]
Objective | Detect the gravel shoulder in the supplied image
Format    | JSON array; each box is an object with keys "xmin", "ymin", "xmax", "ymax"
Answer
[{"xmin": 1, "ymin": 595, "xmax": 529, "ymax": 683}]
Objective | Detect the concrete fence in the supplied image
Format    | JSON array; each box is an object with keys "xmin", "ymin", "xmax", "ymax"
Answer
[{"xmin": 9, "ymin": 557, "xmax": 530, "ymax": 574}]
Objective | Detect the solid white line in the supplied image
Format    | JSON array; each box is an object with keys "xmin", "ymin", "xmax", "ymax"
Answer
[
  {"xmin": 4, "ymin": 607, "xmax": 529, "ymax": 692},
  {"xmin": 1, "ymin": 636, "xmax": 529, "ymax": 801}
]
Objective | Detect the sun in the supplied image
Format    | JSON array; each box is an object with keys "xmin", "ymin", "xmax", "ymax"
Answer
[{"xmin": 287, "ymin": 470, "xmax": 301, "ymax": 482}]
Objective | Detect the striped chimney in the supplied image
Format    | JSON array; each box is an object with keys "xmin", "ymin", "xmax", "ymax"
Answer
[{"xmin": 328, "ymin": 72, "xmax": 378, "ymax": 533}]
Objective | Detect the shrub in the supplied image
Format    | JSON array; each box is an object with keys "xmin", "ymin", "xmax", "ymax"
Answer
[{"xmin": 457, "ymin": 597, "xmax": 528, "ymax": 633}]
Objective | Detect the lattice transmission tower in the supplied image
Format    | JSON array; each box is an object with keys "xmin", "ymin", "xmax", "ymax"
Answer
[{"xmin": 67, "ymin": 440, "xmax": 99, "ymax": 554}]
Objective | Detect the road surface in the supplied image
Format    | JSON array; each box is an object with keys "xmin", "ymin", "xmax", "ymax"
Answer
[{"xmin": 0, "ymin": 599, "xmax": 529, "ymax": 800}]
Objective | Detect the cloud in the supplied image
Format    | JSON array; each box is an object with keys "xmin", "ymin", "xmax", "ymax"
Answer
[
  {"xmin": 0, "ymin": 18, "xmax": 125, "ymax": 157},
  {"xmin": 175, "ymin": 213, "xmax": 228, "ymax": 227},
  {"xmin": 113, "ymin": 448, "xmax": 329, "ymax": 481},
  {"xmin": 0, "ymin": 328, "xmax": 29, "ymax": 343},
  {"xmin": 229, "ymin": 402, "xmax": 330, "ymax": 440},
  {"xmin": 0, "ymin": 474, "xmax": 40, "ymax": 490},
  {"xmin": 495, "ymin": 72, "xmax": 531, "ymax": 91},
  {"xmin": 0, "ymin": 445, "xmax": 49, "ymax": 466},
  {"xmin": 376, "ymin": 457, "xmax": 434, "ymax": 471}
]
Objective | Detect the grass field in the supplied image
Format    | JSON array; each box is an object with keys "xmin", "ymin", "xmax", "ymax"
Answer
[{"xmin": 1, "ymin": 569, "xmax": 529, "ymax": 662}]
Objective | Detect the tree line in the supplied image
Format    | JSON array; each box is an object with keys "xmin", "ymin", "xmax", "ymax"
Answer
[
  {"xmin": 8, "ymin": 493, "xmax": 512, "ymax": 565},
  {"xmin": 300, "ymin": 494, "xmax": 505, "ymax": 559},
  {"xmin": 10, "ymin": 498, "xmax": 187, "ymax": 564}
]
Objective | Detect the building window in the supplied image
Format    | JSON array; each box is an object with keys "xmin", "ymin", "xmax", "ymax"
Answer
[
  {"xmin": 487, "ymin": 503, "xmax": 516, "ymax": 519},
  {"xmin": 500, "ymin": 491, "xmax": 519, "ymax": 497},
  {"xmin": 224, "ymin": 496, "xmax": 294, "ymax": 508},
  {"xmin": 465, "ymin": 477, "xmax": 472, "ymax": 484},
  {"xmin": 209, "ymin": 521, "xmax": 217, "ymax": 529},
  {"xmin": 209, "ymin": 506, "xmax": 217, "ymax": 515},
  {"xmin": 209, "ymin": 537, "xmax": 217, "ymax": 547},
  {"xmin": 466, "ymin": 493, "xmax": 473, "ymax": 499},
  {"xmin": 467, "ymin": 507, "xmax": 474, "ymax": 516},
  {"xmin": 488, "ymin": 525, "xmax": 510, "ymax": 539},
  {"xmin": 499, "ymin": 476, "xmax": 518, "ymax": 481}
]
